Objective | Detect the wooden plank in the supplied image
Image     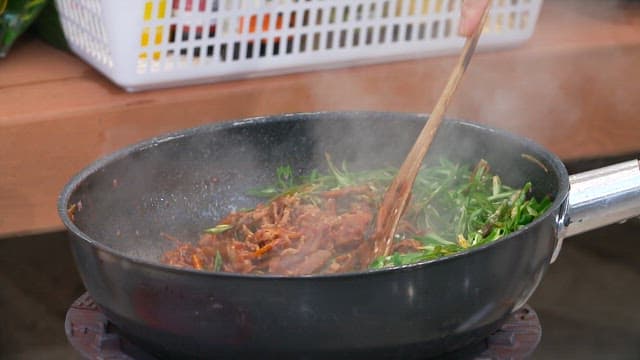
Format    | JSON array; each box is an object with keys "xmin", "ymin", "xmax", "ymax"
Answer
[
  {"xmin": 2, "ymin": 0, "xmax": 639, "ymax": 125},
  {"xmin": 0, "ymin": 35, "xmax": 89, "ymax": 88},
  {"xmin": 0, "ymin": 0, "xmax": 639, "ymax": 238}
]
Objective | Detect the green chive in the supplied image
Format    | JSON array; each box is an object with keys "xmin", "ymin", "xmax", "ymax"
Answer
[
  {"xmin": 203, "ymin": 224, "xmax": 232, "ymax": 234},
  {"xmin": 214, "ymin": 250, "xmax": 223, "ymax": 271}
]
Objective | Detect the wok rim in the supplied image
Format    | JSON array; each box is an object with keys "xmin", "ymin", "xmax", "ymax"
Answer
[{"xmin": 57, "ymin": 111, "xmax": 570, "ymax": 280}]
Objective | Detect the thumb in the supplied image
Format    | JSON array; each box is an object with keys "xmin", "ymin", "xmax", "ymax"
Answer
[{"xmin": 459, "ymin": 0, "xmax": 490, "ymax": 37}]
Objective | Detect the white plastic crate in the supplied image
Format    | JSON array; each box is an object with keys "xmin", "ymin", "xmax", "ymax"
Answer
[{"xmin": 54, "ymin": 0, "xmax": 543, "ymax": 92}]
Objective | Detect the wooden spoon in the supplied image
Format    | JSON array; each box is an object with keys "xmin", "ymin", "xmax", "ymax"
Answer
[{"xmin": 371, "ymin": 7, "xmax": 491, "ymax": 261}]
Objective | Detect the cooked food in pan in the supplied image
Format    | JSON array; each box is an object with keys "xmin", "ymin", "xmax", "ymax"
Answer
[{"xmin": 163, "ymin": 156, "xmax": 552, "ymax": 275}]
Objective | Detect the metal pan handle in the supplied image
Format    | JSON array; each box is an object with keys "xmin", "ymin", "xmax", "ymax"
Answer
[{"xmin": 551, "ymin": 159, "xmax": 640, "ymax": 263}]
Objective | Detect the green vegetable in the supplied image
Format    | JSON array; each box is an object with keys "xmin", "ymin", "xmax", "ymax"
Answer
[
  {"xmin": 213, "ymin": 250, "xmax": 223, "ymax": 272},
  {"xmin": 247, "ymin": 164, "xmax": 301, "ymax": 198},
  {"xmin": 203, "ymin": 224, "xmax": 232, "ymax": 234},
  {"xmin": 1, "ymin": 0, "xmax": 48, "ymax": 57},
  {"xmin": 32, "ymin": 0, "xmax": 69, "ymax": 51},
  {"xmin": 249, "ymin": 156, "xmax": 553, "ymax": 270}
]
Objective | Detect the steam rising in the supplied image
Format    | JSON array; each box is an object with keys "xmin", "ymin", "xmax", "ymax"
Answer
[
  {"xmin": 66, "ymin": 0, "xmax": 633, "ymax": 265},
  {"xmin": 450, "ymin": 0, "xmax": 638, "ymax": 159}
]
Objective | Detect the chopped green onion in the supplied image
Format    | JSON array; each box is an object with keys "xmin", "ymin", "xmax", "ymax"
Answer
[
  {"xmin": 203, "ymin": 224, "xmax": 232, "ymax": 234},
  {"xmin": 214, "ymin": 250, "xmax": 223, "ymax": 271}
]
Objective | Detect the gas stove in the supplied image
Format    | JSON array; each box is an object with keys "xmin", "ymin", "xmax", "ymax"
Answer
[{"xmin": 65, "ymin": 293, "xmax": 541, "ymax": 360}]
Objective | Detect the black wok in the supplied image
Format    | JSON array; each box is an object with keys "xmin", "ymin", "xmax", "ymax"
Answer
[{"xmin": 58, "ymin": 112, "xmax": 640, "ymax": 359}]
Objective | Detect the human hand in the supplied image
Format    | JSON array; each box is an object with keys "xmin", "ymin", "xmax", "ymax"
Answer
[{"xmin": 458, "ymin": 0, "xmax": 490, "ymax": 37}]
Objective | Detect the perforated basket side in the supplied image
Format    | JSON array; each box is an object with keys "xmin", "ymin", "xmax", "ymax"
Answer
[
  {"xmin": 55, "ymin": 0, "xmax": 113, "ymax": 74},
  {"xmin": 55, "ymin": 0, "xmax": 543, "ymax": 92}
]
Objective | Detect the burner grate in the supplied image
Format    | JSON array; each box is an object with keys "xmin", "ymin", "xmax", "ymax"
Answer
[{"xmin": 65, "ymin": 293, "xmax": 541, "ymax": 360}]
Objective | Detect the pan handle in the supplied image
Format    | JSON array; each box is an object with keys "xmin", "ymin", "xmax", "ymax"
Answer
[{"xmin": 551, "ymin": 159, "xmax": 640, "ymax": 263}]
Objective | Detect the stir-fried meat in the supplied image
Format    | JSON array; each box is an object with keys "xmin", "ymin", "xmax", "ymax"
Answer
[{"xmin": 163, "ymin": 184, "xmax": 420, "ymax": 275}]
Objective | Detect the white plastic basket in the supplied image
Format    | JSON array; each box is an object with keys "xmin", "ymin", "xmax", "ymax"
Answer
[{"xmin": 54, "ymin": 0, "xmax": 543, "ymax": 92}]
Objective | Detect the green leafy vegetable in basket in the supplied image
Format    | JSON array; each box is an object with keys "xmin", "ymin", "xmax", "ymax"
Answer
[{"xmin": 0, "ymin": 0, "xmax": 48, "ymax": 57}]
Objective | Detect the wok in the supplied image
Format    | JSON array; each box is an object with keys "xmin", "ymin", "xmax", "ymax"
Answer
[{"xmin": 58, "ymin": 112, "xmax": 640, "ymax": 359}]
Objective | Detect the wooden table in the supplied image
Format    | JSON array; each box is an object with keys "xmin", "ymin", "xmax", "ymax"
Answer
[{"xmin": 1, "ymin": 0, "xmax": 639, "ymax": 238}]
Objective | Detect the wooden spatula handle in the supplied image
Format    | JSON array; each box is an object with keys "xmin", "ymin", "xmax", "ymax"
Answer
[{"xmin": 371, "ymin": 8, "xmax": 491, "ymax": 261}]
